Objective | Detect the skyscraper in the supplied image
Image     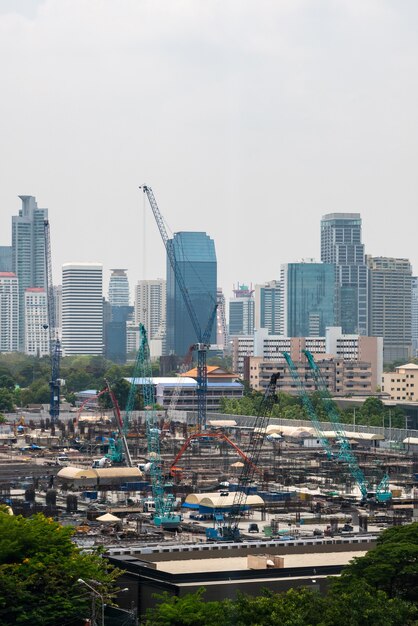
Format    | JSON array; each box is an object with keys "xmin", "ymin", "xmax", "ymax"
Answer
[
  {"xmin": 412, "ymin": 276, "xmax": 418, "ymax": 357},
  {"xmin": 106, "ymin": 270, "xmax": 132, "ymax": 363},
  {"xmin": 367, "ymin": 256, "xmax": 412, "ymax": 363},
  {"xmin": 135, "ymin": 279, "xmax": 166, "ymax": 340},
  {"xmin": 0, "ymin": 272, "xmax": 19, "ymax": 352},
  {"xmin": 216, "ymin": 288, "xmax": 228, "ymax": 347},
  {"xmin": 108, "ymin": 269, "xmax": 130, "ymax": 307},
  {"xmin": 24, "ymin": 288, "xmax": 49, "ymax": 356},
  {"xmin": 254, "ymin": 280, "xmax": 282, "ymax": 334},
  {"xmin": 12, "ymin": 195, "xmax": 48, "ymax": 349},
  {"xmin": 62, "ymin": 263, "xmax": 103, "ymax": 355},
  {"xmin": 281, "ymin": 261, "xmax": 335, "ymax": 337},
  {"xmin": 229, "ymin": 284, "xmax": 255, "ymax": 336},
  {"xmin": 166, "ymin": 232, "xmax": 217, "ymax": 356},
  {"xmin": 321, "ymin": 213, "xmax": 368, "ymax": 335}
]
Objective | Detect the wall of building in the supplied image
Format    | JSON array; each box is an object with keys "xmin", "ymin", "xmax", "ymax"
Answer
[{"xmin": 382, "ymin": 365, "xmax": 418, "ymax": 401}]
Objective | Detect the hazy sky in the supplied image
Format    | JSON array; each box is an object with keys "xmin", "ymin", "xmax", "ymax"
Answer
[{"xmin": 1, "ymin": 0, "xmax": 418, "ymax": 299}]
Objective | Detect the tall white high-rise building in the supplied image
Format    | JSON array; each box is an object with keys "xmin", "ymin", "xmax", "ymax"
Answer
[
  {"xmin": 12, "ymin": 195, "xmax": 48, "ymax": 349},
  {"xmin": 108, "ymin": 269, "xmax": 130, "ymax": 307},
  {"xmin": 216, "ymin": 288, "xmax": 228, "ymax": 347},
  {"xmin": 24, "ymin": 288, "xmax": 49, "ymax": 356},
  {"xmin": 412, "ymin": 277, "xmax": 418, "ymax": 357},
  {"xmin": 53, "ymin": 285, "xmax": 62, "ymax": 338},
  {"xmin": 62, "ymin": 263, "xmax": 103, "ymax": 355},
  {"xmin": 254, "ymin": 280, "xmax": 282, "ymax": 335},
  {"xmin": 367, "ymin": 256, "xmax": 412, "ymax": 363},
  {"xmin": 134, "ymin": 279, "xmax": 166, "ymax": 340},
  {"xmin": 0, "ymin": 272, "xmax": 19, "ymax": 352}
]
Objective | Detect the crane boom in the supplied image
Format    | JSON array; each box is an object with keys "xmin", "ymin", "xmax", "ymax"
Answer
[
  {"xmin": 141, "ymin": 185, "xmax": 217, "ymax": 430},
  {"xmin": 303, "ymin": 350, "xmax": 391, "ymax": 502},
  {"xmin": 142, "ymin": 185, "xmax": 202, "ymax": 338},
  {"xmin": 282, "ymin": 352, "xmax": 332, "ymax": 459},
  {"xmin": 210, "ymin": 372, "xmax": 280, "ymax": 541},
  {"xmin": 44, "ymin": 219, "xmax": 60, "ymax": 424}
]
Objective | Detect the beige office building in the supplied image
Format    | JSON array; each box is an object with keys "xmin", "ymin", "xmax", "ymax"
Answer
[{"xmin": 381, "ymin": 363, "xmax": 418, "ymax": 401}]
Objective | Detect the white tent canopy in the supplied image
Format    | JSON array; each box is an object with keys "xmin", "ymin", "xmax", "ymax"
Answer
[{"xmin": 96, "ymin": 513, "xmax": 121, "ymax": 522}]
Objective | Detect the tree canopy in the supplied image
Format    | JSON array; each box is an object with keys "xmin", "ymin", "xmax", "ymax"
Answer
[
  {"xmin": 0, "ymin": 353, "xmax": 159, "ymax": 410},
  {"xmin": 144, "ymin": 583, "xmax": 416, "ymax": 626},
  {"xmin": 219, "ymin": 389, "xmax": 405, "ymax": 428},
  {"xmin": 0, "ymin": 510, "xmax": 121, "ymax": 626},
  {"xmin": 336, "ymin": 521, "xmax": 418, "ymax": 602}
]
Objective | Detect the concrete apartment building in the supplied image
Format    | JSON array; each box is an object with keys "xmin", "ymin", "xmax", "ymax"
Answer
[
  {"xmin": 411, "ymin": 276, "xmax": 418, "ymax": 357},
  {"xmin": 0, "ymin": 272, "xmax": 19, "ymax": 352},
  {"xmin": 367, "ymin": 256, "xmax": 412, "ymax": 363},
  {"xmin": 381, "ymin": 363, "xmax": 418, "ymax": 401},
  {"xmin": 254, "ymin": 280, "xmax": 282, "ymax": 335},
  {"xmin": 246, "ymin": 355, "xmax": 374, "ymax": 396},
  {"xmin": 134, "ymin": 278, "xmax": 166, "ymax": 341},
  {"xmin": 62, "ymin": 263, "xmax": 103, "ymax": 355},
  {"xmin": 24, "ymin": 288, "xmax": 49, "ymax": 356},
  {"xmin": 233, "ymin": 327, "xmax": 382, "ymax": 392}
]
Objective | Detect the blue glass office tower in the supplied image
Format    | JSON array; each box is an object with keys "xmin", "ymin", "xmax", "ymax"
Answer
[
  {"xmin": 166, "ymin": 232, "xmax": 217, "ymax": 356},
  {"xmin": 281, "ymin": 262, "xmax": 335, "ymax": 337},
  {"xmin": 321, "ymin": 213, "xmax": 368, "ymax": 335}
]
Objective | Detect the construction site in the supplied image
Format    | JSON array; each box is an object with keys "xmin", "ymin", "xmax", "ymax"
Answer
[{"xmin": 1, "ymin": 186, "xmax": 417, "ymax": 617}]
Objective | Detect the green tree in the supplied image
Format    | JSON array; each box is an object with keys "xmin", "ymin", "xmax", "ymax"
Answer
[
  {"xmin": 230, "ymin": 587, "xmax": 325, "ymax": 626},
  {"xmin": 0, "ymin": 375, "xmax": 15, "ymax": 390},
  {"xmin": 0, "ymin": 389, "xmax": 15, "ymax": 412},
  {"xmin": 334, "ymin": 522, "xmax": 418, "ymax": 602},
  {"xmin": 145, "ymin": 584, "xmax": 416, "ymax": 626},
  {"xmin": 0, "ymin": 512, "xmax": 121, "ymax": 626},
  {"xmin": 144, "ymin": 588, "xmax": 227, "ymax": 626},
  {"xmin": 325, "ymin": 579, "xmax": 417, "ymax": 626}
]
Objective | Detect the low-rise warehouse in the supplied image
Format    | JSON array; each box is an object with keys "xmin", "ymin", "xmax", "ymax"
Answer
[{"xmin": 109, "ymin": 536, "xmax": 376, "ymax": 617}]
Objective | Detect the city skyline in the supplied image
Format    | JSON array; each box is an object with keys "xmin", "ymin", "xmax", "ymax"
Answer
[
  {"xmin": 0, "ymin": 193, "xmax": 417, "ymax": 304},
  {"xmin": 1, "ymin": 2, "xmax": 418, "ymax": 295}
]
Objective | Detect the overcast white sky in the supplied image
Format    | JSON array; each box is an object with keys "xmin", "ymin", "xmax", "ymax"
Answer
[{"xmin": 1, "ymin": 0, "xmax": 418, "ymax": 298}]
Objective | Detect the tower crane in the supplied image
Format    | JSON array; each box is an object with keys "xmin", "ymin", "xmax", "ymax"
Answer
[
  {"xmin": 44, "ymin": 219, "xmax": 60, "ymax": 425},
  {"xmin": 138, "ymin": 323, "xmax": 181, "ymax": 529},
  {"xmin": 141, "ymin": 185, "xmax": 217, "ymax": 431},
  {"xmin": 207, "ymin": 372, "xmax": 280, "ymax": 541},
  {"xmin": 303, "ymin": 350, "xmax": 391, "ymax": 503}
]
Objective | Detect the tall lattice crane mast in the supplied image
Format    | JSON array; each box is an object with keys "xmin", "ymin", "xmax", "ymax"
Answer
[
  {"xmin": 138, "ymin": 323, "xmax": 181, "ymax": 528},
  {"xmin": 44, "ymin": 219, "xmax": 61, "ymax": 425},
  {"xmin": 141, "ymin": 185, "xmax": 217, "ymax": 430},
  {"xmin": 213, "ymin": 372, "xmax": 280, "ymax": 541}
]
